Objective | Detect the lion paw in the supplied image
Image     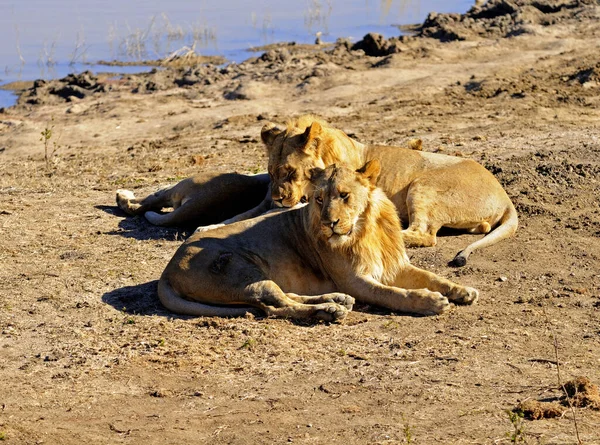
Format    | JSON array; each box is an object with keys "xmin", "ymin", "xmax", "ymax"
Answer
[
  {"xmin": 195, "ymin": 223, "xmax": 225, "ymax": 234},
  {"xmin": 323, "ymin": 293, "xmax": 355, "ymax": 310},
  {"xmin": 450, "ymin": 286, "xmax": 479, "ymax": 305},
  {"xmin": 419, "ymin": 291, "xmax": 451, "ymax": 316},
  {"xmin": 314, "ymin": 303, "xmax": 349, "ymax": 322},
  {"xmin": 116, "ymin": 189, "xmax": 136, "ymax": 214}
]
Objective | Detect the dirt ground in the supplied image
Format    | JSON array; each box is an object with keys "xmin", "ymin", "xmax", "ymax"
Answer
[{"xmin": 1, "ymin": 1, "xmax": 600, "ymax": 443}]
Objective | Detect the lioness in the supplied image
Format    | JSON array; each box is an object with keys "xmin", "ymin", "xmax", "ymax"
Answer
[
  {"xmin": 116, "ymin": 172, "xmax": 270, "ymax": 227},
  {"xmin": 158, "ymin": 160, "xmax": 478, "ymax": 320},
  {"xmin": 260, "ymin": 115, "xmax": 518, "ymax": 266}
]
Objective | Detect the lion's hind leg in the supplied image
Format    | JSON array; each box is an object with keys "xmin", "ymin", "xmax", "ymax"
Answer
[
  {"xmin": 401, "ymin": 185, "xmax": 443, "ymax": 247},
  {"xmin": 246, "ymin": 282, "xmax": 350, "ymax": 322},
  {"xmin": 287, "ymin": 292, "xmax": 355, "ymax": 310},
  {"xmin": 394, "ymin": 264, "xmax": 478, "ymax": 305},
  {"xmin": 116, "ymin": 189, "xmax": 143, "ymax": 215},
  {"xmin": 144, "ymin": 201, "xmax": 194, "ymax": 227},
  {"xmin": 116, "ymin": 185, "xmax": 176, "ymax": 217},
  {"xmin": 401, "ymin": 226, "xmax": 439, "ymax": 247}
]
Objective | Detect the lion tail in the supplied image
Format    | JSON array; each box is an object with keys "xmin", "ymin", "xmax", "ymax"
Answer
[
  {"xmin": 157, "ymin": 273, "xmax": 258, "ymax": 317},
  {"xmin": 450, "ymin": 201, "xmax": 518, "ymax": 267}
]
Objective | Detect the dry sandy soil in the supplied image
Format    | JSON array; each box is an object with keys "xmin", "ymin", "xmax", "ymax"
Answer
[{"xmin": 1, "ymin": 1, "xmax": 600, "ymax": 443}]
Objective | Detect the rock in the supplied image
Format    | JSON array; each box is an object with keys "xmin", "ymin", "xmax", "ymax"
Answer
[
  {"xmin": 224, "ymin": 81, "xmax": 266, "ymax": 100},
  {"xmin": 418, "ymin": 0, "xmax": 588, "ymax": 41},
  {"xmin": 51, "ymin": 84, "xmax": 90, "ymax": 100},
  {"xmin": 259, "ymin": 48, "xmax": 292, "ymax": 64},
  {"xmin": 335, "ymin": 38, "xmax": 352, "ymax": 51},
  {"xmin": 61, "ymin": 71, "xmax": 99, "ymax": 89},
  {"xmin": 351, "ymin": 33, "xmax": 394, "ymax": 57},
  {"xmin": 66, "ymin": 103, "xmax": 86, "ymax": 114}
]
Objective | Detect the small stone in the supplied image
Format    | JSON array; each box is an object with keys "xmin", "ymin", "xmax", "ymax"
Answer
[
  {"xmin": 498, "ymin": 276, "xmax": 508, "ymax": 282},
  {"xmin": 66, "ymin": 103, "xmax": 86, "ymax": 114}
]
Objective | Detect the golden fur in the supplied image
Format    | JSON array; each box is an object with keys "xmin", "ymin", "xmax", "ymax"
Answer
[
  {"xmin": 308, "ymin": 163, "xmax": 406, "ymax": 285},
  {"xmin": 157, "ymin": 160, "xmax": 478, "ymax": 321},
  {"xmin": 261, "ymin": 115, "xmax": 518, "ymax": 266}
]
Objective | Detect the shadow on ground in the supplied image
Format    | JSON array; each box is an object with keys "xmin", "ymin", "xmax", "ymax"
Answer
[
  {"xmin": 95, "ymin": 205, "xmax": 192, "ymax": 241},
  {"xmin": 101, "ymin": 280, "xmax": 401, "ymax": 325},
  {"xmin": 103, "ymin": 280, "xmax": 266, "ymax": 321},
  {"xmin": 102, "ymin": 280, "xmax": 171, "ymax": 317}
]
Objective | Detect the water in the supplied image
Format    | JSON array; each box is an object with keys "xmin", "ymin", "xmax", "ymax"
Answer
[{"xmin": 0, "ymin": 0, "xmax": 473, "ymax": 108}]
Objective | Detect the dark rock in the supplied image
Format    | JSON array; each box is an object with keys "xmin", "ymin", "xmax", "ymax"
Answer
[
  {"xmin": 60, "ymin": 70, "xmax": 99, "ymax": 89},
  {"xmin": 50, "ymin": 84, "xmax": 90, "ymax": 100},
  {"xmin": 351, "ymin": 33, "xmax": 394, "ymax": 57}
]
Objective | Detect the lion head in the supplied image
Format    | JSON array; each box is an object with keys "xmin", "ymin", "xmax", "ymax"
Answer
[
  {"xmin": 261, "ymin": 115, "xmax": 363, "ymax": 208},
  {"xmin": 307, "ymin": 160, "xmax": 407, "ymax": 283}
]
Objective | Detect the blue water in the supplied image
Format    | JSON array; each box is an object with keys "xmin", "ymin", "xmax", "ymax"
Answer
[{"xmin": 0, "ymin": 0, "xmax": 473, "ymax": 107}]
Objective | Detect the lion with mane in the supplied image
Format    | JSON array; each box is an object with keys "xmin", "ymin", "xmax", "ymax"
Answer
[{"xmin": 158, "ymin": 160, "xmax": 478, "ymax": 320}]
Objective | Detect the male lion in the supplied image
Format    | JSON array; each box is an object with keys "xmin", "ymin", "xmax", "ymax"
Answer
[
  {"xmin": 260, "ymin": 115, "xmax": 518, "ymax": 267},
  {"xmin": 115, "ymin": 172, "xmax": 270, "ymax": 227},
  {"xmin": 157, "ymin": 160, "xmax": 478, "ymax": 321}
]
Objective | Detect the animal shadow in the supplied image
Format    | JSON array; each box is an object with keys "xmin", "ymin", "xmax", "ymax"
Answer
[
  {"xmin": 96, "ymin": 205, "xmax": 192, "ymax": 241},
  {"xmin": 103, "ymin": 280, "xmax": 359, "ymax": 325},
  {"xmin": 102, "ymin": 280, "xmax": 175, "ymax": 317}
]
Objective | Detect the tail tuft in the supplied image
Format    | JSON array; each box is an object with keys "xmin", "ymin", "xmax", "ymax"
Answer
[{"xmin": 449, "ymin": 251, "xmax": 467, "ymax": 268}]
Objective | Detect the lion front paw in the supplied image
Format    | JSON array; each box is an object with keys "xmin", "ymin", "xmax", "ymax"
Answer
[
  {"xmin": 413, "ymin": 291, "xmax": 451, "ymax": 316},
  {"xmin": 449, "ymin": 286, "xmax": 479, "ymax": 305},
  {"xmin": 314, "ymin": 303, "xmax": 349, "ymax": 322}
]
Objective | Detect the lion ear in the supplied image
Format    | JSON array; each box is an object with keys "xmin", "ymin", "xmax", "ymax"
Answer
[
  {"xmin": 307, "ymin": 166, "xmax": 325, "ymax": 183},
  {"xmin": 356, "ymin": 159, "xmax": 381, "ymax": 185},
  {"xmin": 301, "ymin": 121, "xmax": 322, "ymax": 151},
  {"xmin": 261, "ymin": 122, "xmax": 284, "ymax": 149}
]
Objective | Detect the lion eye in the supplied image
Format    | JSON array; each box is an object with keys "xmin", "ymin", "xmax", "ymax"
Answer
[
  {"xmin": 340, "ymin": 192, "xmax": 348, "ymax": 200},
  {"xmin": 300, "ymin": 196, "xmax": 308, "ymax": 204},
  {"xmin": 315, "ymin": 196, "xmax": 323, "ymax": 205}
]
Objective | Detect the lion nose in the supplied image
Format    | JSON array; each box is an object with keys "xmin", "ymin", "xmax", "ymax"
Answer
[{"xmin": 324, "ymin": 219, "xmax": 339, "ymax": 229}]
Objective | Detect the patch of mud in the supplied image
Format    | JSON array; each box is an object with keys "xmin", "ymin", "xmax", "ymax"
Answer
[
  {"xmin": 517, "ymin": 400, "xmax": 566, "ymax": 419},
  {"xmin": 12, "ymin": 33, "xmax": 394, "ymax": 109},
  {"xmin": 97, "ymin": 54, "xmax": 226, "ymax": 68},
  {"xmin": 167, "ymin": 39, "xmax": 368, "ymax": 98},
  {"xmin": 446, "ymin": 49, "xmax": 600, "ymax": 109},
  {"xmin": 516, "ymin": 376, "xmax": 600, "ymax": 420},
  {"xmin": 248, "ymin": 41, "xmax": 330, "ymax": 53},
  {"xmin": 419, "ymin": 0, "xmax": 596, "ymax": 41},
  {"xmin": 564, "ymin": 376, "xmax": 600, "ymax": 409},
  {"xmin": 17, "ymin": 71, "xmax": 111, "ymax": 106}
]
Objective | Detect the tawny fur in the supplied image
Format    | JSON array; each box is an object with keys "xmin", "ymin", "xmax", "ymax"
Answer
[
  {"xmin": 261, "ymin": 115, "xmax": 518, "ymax": 266},
  {"xmin": 157, "ymin": 161, "xmax": 478, "ymax": 320}
]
